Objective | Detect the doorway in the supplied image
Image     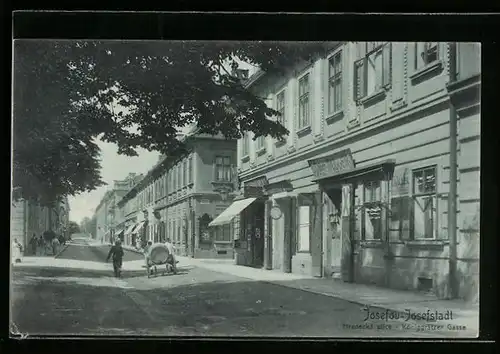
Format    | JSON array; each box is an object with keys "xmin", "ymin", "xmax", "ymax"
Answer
[
  {"xmin": 325, "ymin": 188, "xmax": 343, "ymax": 278},
  {"xmin": 251, "ymin": 201, "xmax": 265, "ymax": 267}
]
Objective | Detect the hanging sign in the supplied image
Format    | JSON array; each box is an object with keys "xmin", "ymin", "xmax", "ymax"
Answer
[
  {"xmin": 392, "ymin": 168, "xmax": 410, "ymax": 196},
  {"xmin": 342, "ymin": 185, "xmax": 351, "ymax": 217},
  {"xmin": 270, "ymin": 206, "xmax": 283, "ymax": 220}
]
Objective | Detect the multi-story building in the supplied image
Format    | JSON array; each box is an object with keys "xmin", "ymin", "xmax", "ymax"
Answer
[
  {"xmin": 118, "ymin": 128, "xmax": 237, "ymax": 258},
  {"xmin": 11, "ymin": 195, "xmax": 70, "ymax": 254},
  {"xmin": 211, "ymin": 42, "xmax": 480, "ymax": 301},
  {"xmin": 94, "ymin": 173, "xmax": 141, "ymax": 244}
]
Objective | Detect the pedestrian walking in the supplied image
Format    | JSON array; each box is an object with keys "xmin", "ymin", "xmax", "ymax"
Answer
[
  {"xmin": 29, "ymin": 233, "xmax": 37, "ymax": 256},
  {"xmin": 106, "ymin": 239, "xmax": 124, "ymax": 278},
  {"xmin": 12, "ymin": 238, "xmax": 23, "ymax": 264},
  {"xmin": 52, "ymin": 237, "xmax": 60, "ymax": 256},
  {"xmin": 164, "ymin": 238, "xmax": 178, "ymax": 273},
  {"xmin": 144, "ymin": 240, "xmax": 153, "ymax": 270}
]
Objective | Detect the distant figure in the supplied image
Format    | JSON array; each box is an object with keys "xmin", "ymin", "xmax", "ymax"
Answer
[
  {"xmin": 106, "ymin": 239, "xmax": 124, "ymax": 278},
  {"xmin": 51, "ymin": 237, "xmax": 60, "ymax": 256},
  {"xmin": 37, "ymin": 236, "xmax": 44, "ymax": 256},
  {"xmin": 164, "ymin": 238, "xmax": 178, "ymax": 273},
  {"xmin": 143, "ymin": 240, "xmax": 153, "ymax": 270},
  {"xmin": 29, "ymin": 233, "xmax": 38, "ymax": 256},
  {"xmin": 12, "ymin": 238, "xmax": 23, "ymax": 264}
]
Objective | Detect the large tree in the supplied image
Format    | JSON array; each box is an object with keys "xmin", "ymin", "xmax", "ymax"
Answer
[{"xmin": 13, "ymin": 40, "xmax": 328, "ymax": 204}]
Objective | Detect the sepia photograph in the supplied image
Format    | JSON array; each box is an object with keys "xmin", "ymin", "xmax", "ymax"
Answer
[{"xmin": 10, "ymin": 39, "xmax": 481, "ymax": 338}]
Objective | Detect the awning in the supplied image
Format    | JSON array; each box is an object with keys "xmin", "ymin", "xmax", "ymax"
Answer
[
  {"xmin": 124, "ymin": 224, "xmax": 136, "ymax": 235},
  {"xmin": 115, "ymin": 228, "xmax": 124, "ymax": 235},
  {"xmin": 133, "ymin": 221, "xmax": 146, "ymax": 234},
  {"xmin": 209, "ymin": 197, "xmax": 257, "ymax": 227}
]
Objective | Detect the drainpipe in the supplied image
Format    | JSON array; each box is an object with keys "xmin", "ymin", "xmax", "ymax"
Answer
[{"xmin": 448, "ymin": 43, "xmax": 459, "ymax": 299}]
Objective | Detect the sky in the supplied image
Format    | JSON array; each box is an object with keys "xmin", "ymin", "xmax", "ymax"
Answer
[
  {"xmin": 68, "ymin": 141, "xmax": 159, "ymax": 223},
  {"xmin": 67, "ymin": 58, "xmax": 259, "ymax": 224}
]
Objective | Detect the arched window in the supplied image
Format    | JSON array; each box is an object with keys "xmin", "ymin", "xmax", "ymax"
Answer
[{"xmin": 199, "ymin": 213, "xmax": 213, "ymax": 243}]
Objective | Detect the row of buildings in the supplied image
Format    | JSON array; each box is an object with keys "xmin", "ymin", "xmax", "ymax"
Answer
[
  {"xmin": 93, "ymin": 130, "xmax": 238, "ymax": 259},
  {"xmin": 10, "ymin": 196, "xmax": 70, "ymax": 253},
  {"xmin": 93, "ymin": 42, "xmax": 480, "ymax": 301}
]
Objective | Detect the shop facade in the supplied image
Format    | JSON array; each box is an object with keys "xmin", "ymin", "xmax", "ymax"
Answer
[{"xmin": 230, "ymin": 42, "xmax": 480, "ymax": 300}]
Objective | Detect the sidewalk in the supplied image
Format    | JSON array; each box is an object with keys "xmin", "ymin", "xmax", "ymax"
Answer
[{"xmin": 176, "ymin": 256, "xmax": 480, "ymax": 334}]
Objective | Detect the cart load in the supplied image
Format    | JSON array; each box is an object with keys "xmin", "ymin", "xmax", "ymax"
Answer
[{"xmin": 147, "ymin": 243, "xmax": 171, "ymax": 265}]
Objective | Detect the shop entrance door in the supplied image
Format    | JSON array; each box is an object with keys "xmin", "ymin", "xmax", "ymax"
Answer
[
  {"xmin": 252, "ymin": 202, "xmax": 265, "ymax": 268},
  {"xmin": 326, "ymin": 188, "xmax": 343, "ymax": 277}
]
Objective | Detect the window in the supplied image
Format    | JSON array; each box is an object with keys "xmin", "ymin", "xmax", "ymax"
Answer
[
  {"xmin": 242, "ymin": 133, "xmax": 250, "ymax": 157},
  {"xmin": 276, "ymin": 91, "xmax": 286, "ymax": 126},
  {"xmin": 177, "ymin": 220, "xmax": 181, "ymax": 245},
  {"xmin": 415, "ymin": 42, "xmax": 439, "ymax": 70},
  {"xmin": 172, "ymin": 220, "xmax": 176, "ymax": 243},
  {"xmin": 328, "ymin": 51, "xmax": 343, "ymax": 113},
  {"xmin": 256, "ymin": 135, "xmax": 265, "ymax": 151},
  {"xmin": 298, "ymin": 74, "xmax": 310, "ymax": 129},
  {"xmin": 172, "ymin": 168, "xmax": 177, "ymax": 191},
  {"xmin": 215, "ymin": 224, "xmax": 231, "ymax": 242},
  {"xmin": 354, "ymin": 42, "xmax": 392, "ymax": 102},
  {"xmin": 363, "ymin": 181, "xmax": 382, "ymax": 240},
  {"xmin": 412, "ymin": 166, "xmax": 437, "ymax": 239},
  {"xmin": 188, "ymin": 156, "xmax": 193, "ymax": 184},
  {"xmin": 183, "ymin": 160, "xmax": 187, "ymax": 187},
  {"xmin": 215, "ymin": 156, "xmax": 232, "ymax": 181},
  {"xmin": 178, "ymin": 164, "xmax": 182, "ymax": 189},
  {"xmin": 298, "ymin": 206, "xmax": 310, "ymax": 252}
]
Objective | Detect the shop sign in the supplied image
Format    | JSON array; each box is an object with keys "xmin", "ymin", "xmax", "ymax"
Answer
[
  {"xmin": 308, "ymin": 149, "xmax": 356, "ymax": 180},
  {"xmin": 392, "ymin": 168, "xmax": 410, "ymax": 196},
  {"xmin": 342, "ymin": 185, "xmax": 351, "ymax": 217},
  {"xmin": 244, "ymin": 176, "xmax": 269, "ymax": 188}
]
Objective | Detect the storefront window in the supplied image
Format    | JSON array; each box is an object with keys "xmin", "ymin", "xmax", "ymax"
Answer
[
  {"xmin": 298, "ymin": 206, "xmax": 310, "ymax": 252},
  {"xmin": 215, "ymin": 224, "xmax": 231, "ymax": 242},
  {"xmin": 412, "ymin": 166, "xmax": 437, "ymax": 239},
  {"xmin": 363, "ymin": 181, "xmax": 382, "ymax": 240}
]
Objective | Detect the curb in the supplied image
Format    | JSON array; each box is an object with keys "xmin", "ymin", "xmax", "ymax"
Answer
[
  {"xmin": 179, "ymin": 259, "xmax": 479, "ymax": 330},
  {"xmin": 53, "ymin": 243, "xmax": 70, "ymax": 259}
]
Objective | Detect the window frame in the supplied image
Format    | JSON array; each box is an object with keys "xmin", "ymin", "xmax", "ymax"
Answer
[
  {"xmin": 414, "ymin": 42, "xmax": 439, "ymax": 71},
  {"xmin": 354, "ymin": 42, "xmax": 392, "ymax": 103},
  {"xmin": 215, "ymin": 155, "xmax": 232, "ymax": 182},
  {"xmin": 361, "ymin": 180, "xmax": 383, "ymax": 241},
  {"xmin": 411, "ymin": 165, "xmax": 438, "ymax": 240},
  {"xmin": 188, "ymin": 155, "xmax": 193, "ymax": 184},
  {"xmin": 297, "ymin": 73, "xmax": 311, "ymax": 130},
  {"xmin": 241, "ymin": 132, "xmax": 250, "ymax": 157},
  {"xmin": 327, "ymin": 49, "xmax": 343, "ymax": 114}
]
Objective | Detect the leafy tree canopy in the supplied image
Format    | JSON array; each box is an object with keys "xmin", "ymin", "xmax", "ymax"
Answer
[
  {"xmin": 13, "ymin": 40, "xmax": 327, "ymax": 205},
  {"xmin": 67, "ymin": 221, "xmax": 81, "ymax": 235}
]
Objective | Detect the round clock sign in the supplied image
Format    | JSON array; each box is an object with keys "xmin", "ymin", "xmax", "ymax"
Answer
[{"xmin": 270, "ymin": 206, "xmax": 283, "ymax": 220}]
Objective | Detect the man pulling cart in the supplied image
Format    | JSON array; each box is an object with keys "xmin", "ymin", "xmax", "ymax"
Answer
[{"xmin": 145, "ymin": 239, "xmax": 178, "ymax": 278}]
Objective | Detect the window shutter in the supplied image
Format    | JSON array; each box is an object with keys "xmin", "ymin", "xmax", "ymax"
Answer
[
  {"xmin": 382, "ymin": 42, "xmax": 392, "ymax": 87},
  {"xmin": 353, "ymin": 58, "xmax": 366, "ymax": 102}
]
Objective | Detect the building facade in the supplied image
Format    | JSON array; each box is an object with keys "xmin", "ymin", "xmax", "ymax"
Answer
[
  {"xmin": 94, "ymin": 173, "xmax": 141, "ymax": 244},
  {"xmin": 212, "ymin": 42, "xmax": 480, "ymax": 301},
  {"xmin": 11, "ymin": 196, "xmax": 70, "ymax": 254},
  {"xmin": 118, "ymin": 129, "xmax": 237, "ymax": 259}
]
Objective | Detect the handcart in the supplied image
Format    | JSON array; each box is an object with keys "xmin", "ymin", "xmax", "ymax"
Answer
[{"xmin": 146, "ymin": 243, "xmax": 177, "ymax": 278}]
